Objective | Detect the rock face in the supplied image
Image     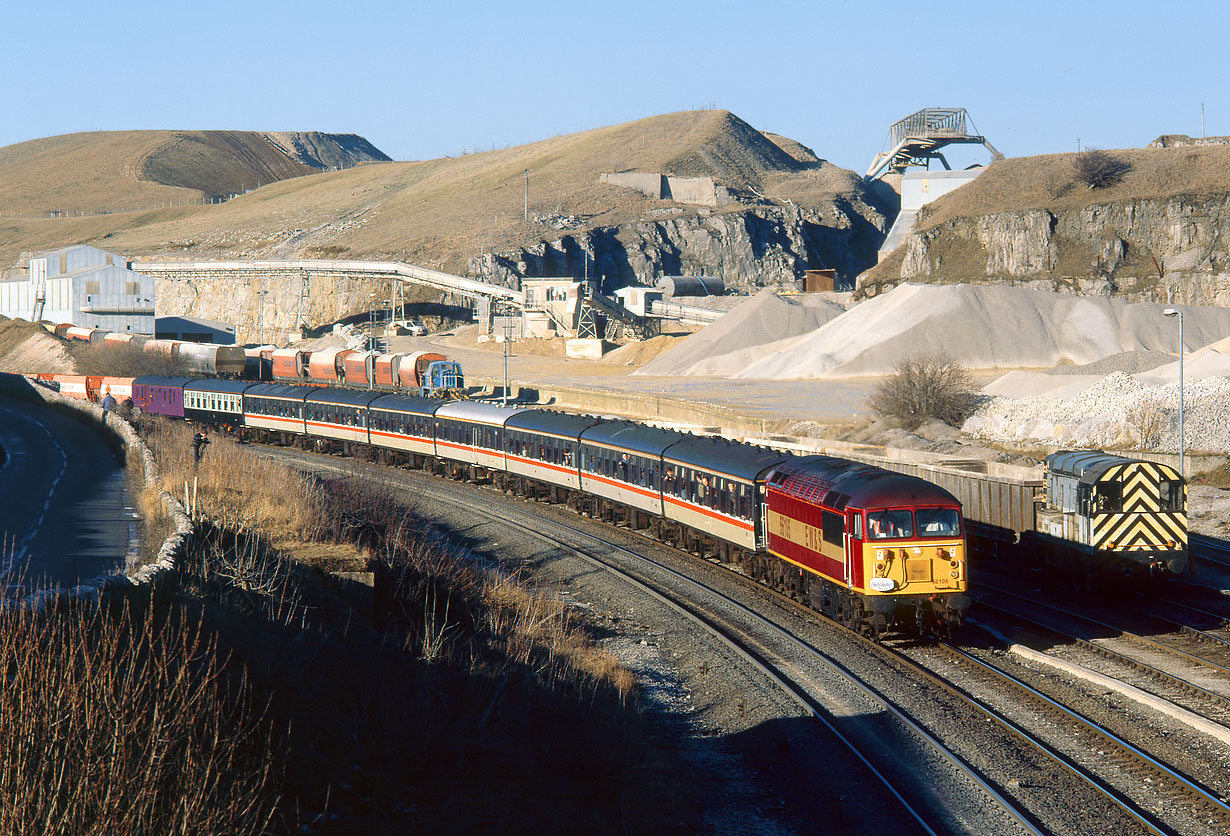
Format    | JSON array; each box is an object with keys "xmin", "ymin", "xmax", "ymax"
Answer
[
  {"xmin": 868, "ymin": 195, "xmax": 1230, "ymax": 306},
  {"xmin": 263, "ymin": 132, "xmax": 391, "ymax": 170},
  {"xmin": 154, "ymin": 275, "xmax": 396, "ymax": 345},
  {"xmin": 471, "ymin": 201, "xmax": 887, "ymax": 293}
]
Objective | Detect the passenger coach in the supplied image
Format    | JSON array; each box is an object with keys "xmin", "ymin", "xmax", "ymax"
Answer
[
  {"xmin": 432, "ymin": 401, "xmax": 524, "ymax": 475},
  {"xmin": 503, "ymin": 410, "xmax": 601, "ymax": 494},
  {"xmin": 661, "ymin": 435, "xmax": 789, "ymax": 554},
  {"xmin": 184, "ymin": 379, "xmax": 252, "ymax": 428},
  {"xmin": 578, "ymin": 422, "xmax": 685, "ymax": 520}
]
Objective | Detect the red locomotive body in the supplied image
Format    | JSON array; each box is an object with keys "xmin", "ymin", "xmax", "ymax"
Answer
[{"xmin": 761, "ymin": 456, "xmax": 969, "ymax": 636}]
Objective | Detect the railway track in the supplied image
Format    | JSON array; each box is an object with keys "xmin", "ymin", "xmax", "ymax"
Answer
[
  {"xmin": 923, "ymin": 642, "xmax": 1230, "ymax": 832},
  {"xmin": 975, "ymin": 584, "xmax": 1230, "ymax": 712},
  {"xmin": 1190, "ymin": 533, "xmax": 1230, "ymax": 571},
  {"xmin": 261, "ymin": 445, "xmax": 1230, "ymax": 834},
  {"xmin": 274, "ymin": 449, "xmax": 1033, "ymax": 835}
]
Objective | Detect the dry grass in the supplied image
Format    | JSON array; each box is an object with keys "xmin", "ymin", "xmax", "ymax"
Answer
[
  {"xmin": 0, "ymin": 130, "xmax": 317, "ymax": 217},
  {"xmin": 142, "ymin": 420, "xmax": 327, "ymax": 546},
  {"xmin": 916, "ymin": 144, "xmax": 1230, "ymax": 231},
  {"xmin": 125, "ymin": 419, "xmax": 683, "ymax": 832}
]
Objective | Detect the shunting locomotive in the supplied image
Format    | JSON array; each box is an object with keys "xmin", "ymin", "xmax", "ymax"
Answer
[{"xmin": 1038, "ymin": 451, "xmax": 1188, "ymax": 576}]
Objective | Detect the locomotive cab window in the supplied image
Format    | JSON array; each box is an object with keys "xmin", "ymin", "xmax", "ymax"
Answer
[
  {"xmin": 821, "ymin": 510, "xmax": 844, "ymax": 545},
  {"xmin": 916, "ymin": 508, "xmax": 961, "ymax": 537},
  {"xmin": 1159, "ymin": 479, "xmax": 1183, "ymax": 511},
  {"xmin": 867, "ymin": 509, "xmax": 914, "ymax": 540},
  {"xmin": 1094, "ymin": 483, "xmax": 1122, "ymax": 513}
]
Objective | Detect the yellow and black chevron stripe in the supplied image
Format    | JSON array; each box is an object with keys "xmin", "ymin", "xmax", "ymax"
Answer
[{"xmin": 1091, "ymin": 461, "xmax": 1186, "ymax": 551}]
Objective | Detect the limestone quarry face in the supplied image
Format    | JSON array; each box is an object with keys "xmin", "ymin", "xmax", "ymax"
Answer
[
  {"xmin": 471, "ymin": 202, "xmax": 887, "ymax": 293},
  {"xmin": 872, "ymin": 195, "xmax": 1230, "ymax": 307},
  {"xmin": 155, "ymin": 275, "xmax": 395, "ymax": 345}
]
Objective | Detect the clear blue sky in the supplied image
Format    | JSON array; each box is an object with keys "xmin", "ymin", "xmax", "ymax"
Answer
[{"xmin": 4, "ymin": 0, "xmax": 1224, "ymax": 173}]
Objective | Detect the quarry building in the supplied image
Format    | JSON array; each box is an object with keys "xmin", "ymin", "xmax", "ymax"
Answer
[{"xmin": 0, "ymin": 245, "xmax": 155, "ymax": 334}]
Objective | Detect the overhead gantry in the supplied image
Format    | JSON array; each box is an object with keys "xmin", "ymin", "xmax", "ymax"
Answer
[{"xmin": 864, "ymin": 108, "xmax": 1003, "ymax": 181}]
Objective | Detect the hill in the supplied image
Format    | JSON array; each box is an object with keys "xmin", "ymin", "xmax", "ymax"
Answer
[
  {"xmin": 0, "ymin": 112, "xmax": 888, "ymax": 292},
  {"xmin": 0, "ymin": 130, "xmax": 389, "ymax": 217},
  {"xmin": 862, "ymin": 144, "xmax": 1230, "ymax": 305}
]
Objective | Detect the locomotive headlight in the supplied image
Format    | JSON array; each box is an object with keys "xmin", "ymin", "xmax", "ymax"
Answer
[
  {"xmin": 950, "ymin": 570, "xmax": 959, "ymax": 579},
  {"xmin": 950, "ymin": 559, "xmax": 959, "ymax": 568},
  {"xmin": 875, "ymin": 563, "xmax": 885, "ymax": 576},
  {"xmin": 913, "ymin": 547, "xmax": 921, "ymax": 555}
]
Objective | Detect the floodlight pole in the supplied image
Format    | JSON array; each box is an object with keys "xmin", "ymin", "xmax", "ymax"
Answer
[
  {"xmin": 1164, "ymin": 308, "xmax": 1185, "ymax": 478},
  {"xmin": 502, "ymin": 318, "xmax": 510, "ymax": 405}
]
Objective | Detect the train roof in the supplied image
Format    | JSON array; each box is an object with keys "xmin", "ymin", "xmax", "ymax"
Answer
[
  {"xmin": 504, "ymin": 410, "xmax": 605, "ymax": 439},
  {"xmin": 184, "ymin": 378, "xmax": 258, "ymax": 395},
  {"xmin": 1045, "ymin": 450, "xmax": 1181, "ymax": 484},
  {"xmin": 368, "ymin": 393, "xmax": 442, "ymax": 417},
  {"xmin": 434, "ymin": 400, "xmax": 526, "ymax": 426},
  {"xmin": 305, "ymin": 388, "xmax": 387, "ymax": 408},
  {"xmin": 769, "ymin": 455, "xmax": 961, "ymax": 510},
  {"xmin": 664, "ymin": 435, "xmax": 791, "ymax": 482},
  {"xmin": 133, "ymin": 375, "xmax": 200, "ymax": 388},
  {"xmin": 243, "ymin": 383, "xmax": 313, "ymax": 400},
  {"xmin": 580, "ymin": 421, "xmax": 689, "ymax": 457}
]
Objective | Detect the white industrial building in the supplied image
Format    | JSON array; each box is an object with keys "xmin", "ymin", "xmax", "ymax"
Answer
[{"xmin": 0, "ymin": 245, "xmax": 155, "ymax": 334}]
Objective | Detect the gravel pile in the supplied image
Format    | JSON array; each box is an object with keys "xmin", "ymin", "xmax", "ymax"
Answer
[
  {"xmin": 964, "ymin": 371, "xmax": 1230, "ymax": 452},
  {"xmin": 736, "ymin": 284, "xmax": 1230, "ymax": 379},
  {"xmin": 1046, "ymin": 350, "xmax": 1174, "ymax": 376},
  {"xmin": 636, "ymin": 289, "xmax": 845, "ymax": 376}
]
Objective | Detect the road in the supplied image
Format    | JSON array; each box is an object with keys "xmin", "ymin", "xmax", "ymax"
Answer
[
  {"xmin": 0, "ymin": 395, "xmax": 135, "ymax": 589},
  {"xmin": 397, "ymin": 331, "xmax": 879, "ymax": 425}
]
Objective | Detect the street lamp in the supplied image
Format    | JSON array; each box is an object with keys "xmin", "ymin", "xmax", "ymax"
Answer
[{"xmin": 1163, "ymin": 308, "xmax": 1184, "ymax": 478}]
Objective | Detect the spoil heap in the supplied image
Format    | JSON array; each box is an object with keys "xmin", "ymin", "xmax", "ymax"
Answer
[
  {"xmin": 639, "ymin": 283, "xmax": 1230, "ymax": 380},
  {"xmin": 635, "ymin": 290, "xmax": 845, "ymax": 377},
  {"xmin": 965, "ymin": 372, "xmax": 1230, "ymax": 453},
  {"xmin": 734, "ymin": 284, "xmax": 1230, "ymax": 379}
]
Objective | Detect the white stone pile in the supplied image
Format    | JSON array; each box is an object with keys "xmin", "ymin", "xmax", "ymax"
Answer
[{"xmin": 964, "ymin": 371, "xmax": 1230, "ymax": 453}]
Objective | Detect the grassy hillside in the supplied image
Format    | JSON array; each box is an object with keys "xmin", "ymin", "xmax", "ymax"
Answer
[
  {"xmin": 914, "ymin": 144, "xmax": 1230, "ymax": 231},
  {"xmin": 0, "ymin": 111, "xmax": 875, "ymax": 273},
  {"xmin": 0, "ymin": 130, "xmax": 379, "ymax": 218}
]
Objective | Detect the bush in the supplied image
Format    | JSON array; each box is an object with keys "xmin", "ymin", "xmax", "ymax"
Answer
[
  {"xmin": 869, "ymin": 353, "xmax": 979, "ymax": 430},
  {"xmin": 1073, "ymin": 149, "xmax": 1131, "ymax": 189}
]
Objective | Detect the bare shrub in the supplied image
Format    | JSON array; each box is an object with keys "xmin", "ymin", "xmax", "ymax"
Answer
[
  {"xmin": 868, "ymin": 353, "xmax": 979, "ymax": 430},
  {"xmin": 0, "ymin": 602, "xmax": 283, "ymax": 834},
  {"xmin": 1126, "ymin": 398, "xmax": 1167, "ymax": 449},
  {"xmin": 1073, "ymin": 149, "xmax": 1131, "ymax": 189}
]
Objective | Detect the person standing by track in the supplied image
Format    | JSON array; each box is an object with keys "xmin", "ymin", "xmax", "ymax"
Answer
[
  {"xmin": 100, "ymin": 388, "xmax": 117, "ymax": 425},
  {"xmin": 192, "ymin": 431, "xmax": 210, "ymax": 467}
]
